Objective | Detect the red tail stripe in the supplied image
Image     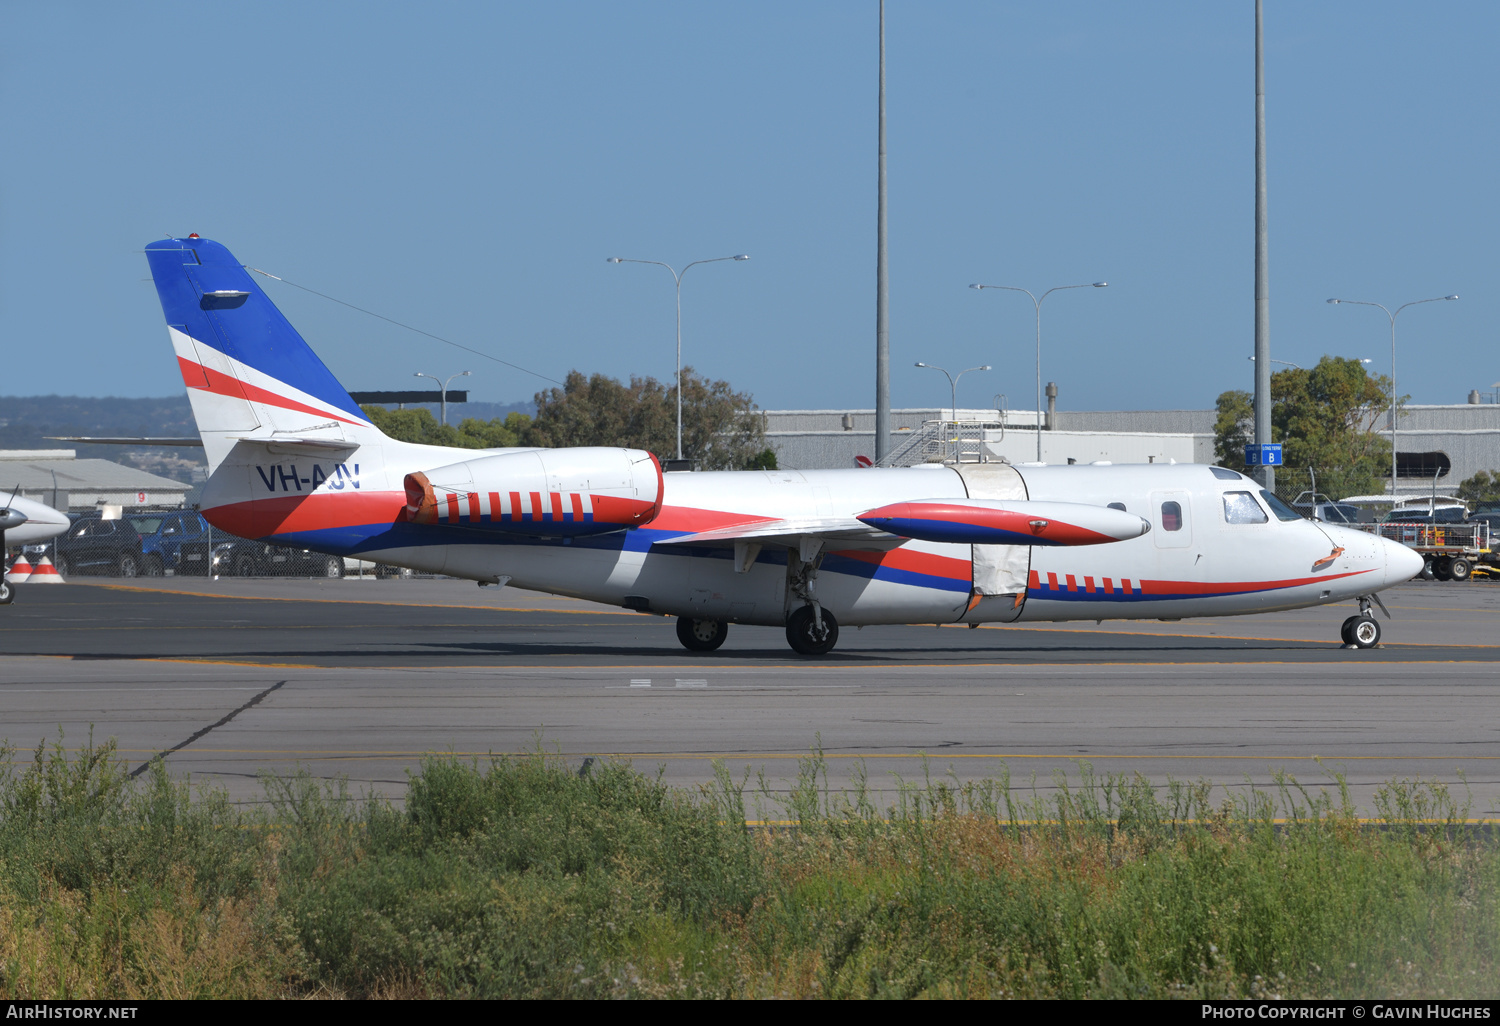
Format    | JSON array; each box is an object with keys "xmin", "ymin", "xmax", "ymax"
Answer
[{"xmin": 177, "ymin": 357, "xmax": 365, "ymax": 427}]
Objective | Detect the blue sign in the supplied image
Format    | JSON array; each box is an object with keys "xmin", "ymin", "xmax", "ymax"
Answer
[{"xmin": 1244, "ymin": 443, "xmax": 1283, "ymax": 467}]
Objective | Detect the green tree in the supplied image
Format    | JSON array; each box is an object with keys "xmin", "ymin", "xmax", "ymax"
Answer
[
  {"xmin": 361, "ymin": 406, "xmax": 531, "ymax": 450},
  {"xmin": 1213, "ymin": 356, "xmax": 1396, "ymax": 499},
  {"xmin": 1213, "ymin": 389, "xmax": 1254, "ymax": 474},
  {"xmin": 1457, "ymin": 470, "xmax": 1500, "ymax": 507},
  {"xmin": 526, "ymin": 366, "xmax": 771, "ymax": 470}
]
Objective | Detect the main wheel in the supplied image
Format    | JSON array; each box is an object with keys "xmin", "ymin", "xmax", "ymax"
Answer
[
  {"xmin": 0, "ymin": 580, "xmax": 13, "ymax": 605},
  {"xmin": 1339, "ymin": 615, "xmax": 1361, "ymax": 645},
  {"xmin": 115, "ymin": 554, "xmax": 139, "ymax": 578},
  {"xmin": 1449, "ymin": 558, "xmax": 1472, "ymax": 582},
  {"xmin": 676, "ymin": 616, "xmax": 728, "ymax": 652},
  {"xmin": 1350, "ymin": 616, "xmax": 1381, "ymax": 649},
  {"xmin": 785, "ymin": 605, "xmax": 839, "ymax": 656}
]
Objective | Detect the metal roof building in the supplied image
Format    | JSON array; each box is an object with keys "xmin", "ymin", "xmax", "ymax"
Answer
[
  {"xmin": 0, "ymin": 450, "xmax": 189, "ymax": 512},
  {"xmin": 762, "ymin": 404, "xmax": 1498, "ymax": 496}
]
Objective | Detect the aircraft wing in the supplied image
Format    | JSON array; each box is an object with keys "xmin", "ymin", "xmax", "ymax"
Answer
[{"xmin": 652, "ymin": 516, "xmax": 904, "ymax": 548}]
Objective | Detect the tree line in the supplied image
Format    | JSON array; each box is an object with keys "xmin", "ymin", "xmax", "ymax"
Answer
[
  {"xmin": 361, "ymin": 366, "xmax": 778, "ymax": 471},
  {"xmin": 1214, "ymin": 355, "xmax": 1498, "ymax": 503}
]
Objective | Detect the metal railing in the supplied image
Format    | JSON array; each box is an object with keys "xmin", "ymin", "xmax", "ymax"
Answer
[{"xmin": 876, "ymin": 419, "xmax": 1003, "ymax": 467}]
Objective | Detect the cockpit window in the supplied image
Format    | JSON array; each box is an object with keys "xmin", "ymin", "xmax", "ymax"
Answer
[
  {"xmin": 1107, "ymin": 502, "xmax": 1126, "ymax": 511},
  {"xmin": 1209, "ymin": 466, "xmax": 1243, "ymax": 481},
  {"xmin": 1160, "ymin": 501, "xmax": 1183, "ymax": 531},
  {"xmin": 1222, "ymin": 491, "xmax": 1268, "ymax": 524},
  {"xmin": 1259, "ymin": 490, "xmax": 1303, "ymax": 522}
]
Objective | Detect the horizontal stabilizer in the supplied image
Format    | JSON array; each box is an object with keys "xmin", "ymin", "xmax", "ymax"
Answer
[
  {"xmin": 230, "ymin": 435, "xmax": 360, "ymax": 454},
  {"xmin": 47, "ymin": 436, "xmax": 205, "ymax": 447},
  {"xmin": 857, "ymin": 498, "xmax": 1150, "ymax": 547}
]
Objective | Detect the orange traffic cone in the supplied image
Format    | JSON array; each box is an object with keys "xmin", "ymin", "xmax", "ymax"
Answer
[
  {"xmin": 27, "ymin": 556, "xmax": 63, "ymax": 584},
  {"xmin": 5, "ymin": 554, "xmax": 33, "ymax": 583}
]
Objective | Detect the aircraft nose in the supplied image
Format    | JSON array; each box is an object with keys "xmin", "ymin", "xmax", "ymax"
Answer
[{"xmin": 1383, "ymin": 537, "xmax": 1425, "ymax": 584}]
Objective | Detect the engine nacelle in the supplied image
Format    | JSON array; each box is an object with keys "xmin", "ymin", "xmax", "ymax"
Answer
[{"xmin": 404, "ymin": 447, "xmax": 663, "ymax": 537}]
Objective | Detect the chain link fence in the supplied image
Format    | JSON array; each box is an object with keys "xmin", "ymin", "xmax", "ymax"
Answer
[{"xmin": 20, "ymin": 504, "xmax": 424, "ymax": 581}]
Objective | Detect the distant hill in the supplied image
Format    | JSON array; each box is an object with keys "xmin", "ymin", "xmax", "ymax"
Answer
[{"xmin": 0, "ymin": 395, "xmax": 537, "ymax": 485}]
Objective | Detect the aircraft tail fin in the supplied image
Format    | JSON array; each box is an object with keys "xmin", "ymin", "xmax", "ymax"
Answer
[{"xmin": 143, "ymin": 236, "xmax": 380, "ymax": 471}]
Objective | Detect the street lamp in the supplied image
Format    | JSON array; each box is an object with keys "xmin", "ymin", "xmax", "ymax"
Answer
[
  {"xmin": 414, "ymin": 370, "xmax": 471, "ymax": 426},
  {"xmin": 914, "ymin": 362, "xmax": 992, "ymax": 424},
  {"xmin": 1326, "ymin": 295, "xmax": 1458, "ymax": 495},
  {"xmin": 970, "ymin": 281, "xmax": 1108, "ymax": 461},
  {"xmin": 1247, "ymin": 356, "xmax": 1302, "ymax": 369},
  {"xmin": 915, "ymin": 362, "xmax": 990, "ymax": 459},
  {"xmin": 608, "ymin": 253, "xmax": 750, "ymax": 462}
]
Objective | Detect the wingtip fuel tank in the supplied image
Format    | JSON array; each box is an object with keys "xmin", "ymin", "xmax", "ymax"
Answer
[{"xmin": 857, "ymin": 498, "xmax": 1151, "ymax": 547}]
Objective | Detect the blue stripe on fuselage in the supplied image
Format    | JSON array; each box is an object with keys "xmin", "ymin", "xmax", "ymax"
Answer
[{"xmin": 259, "ymin": 520, "xmax": 972, "ymax": 593}]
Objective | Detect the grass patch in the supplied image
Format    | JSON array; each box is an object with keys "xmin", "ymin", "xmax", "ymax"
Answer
[{"xmin": 0, "ymin": 732, "xmax": 1496, "ymax": 998}]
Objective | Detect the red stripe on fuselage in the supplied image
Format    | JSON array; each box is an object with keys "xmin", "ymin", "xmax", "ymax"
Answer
[
  {"xmin": 831, "ymin": 546, "xmax": 972, "ymax": 581},
  {"xmin": 649, "ymin": 506, "xmax": 780, "ymax": 535},
  {"xmin": 203, "ymin": 491, "xmax": 408, "ymax": 539},
  {"xmin": 1023, "ymin": 568, "xmax": 1374, "ymax": 598}
]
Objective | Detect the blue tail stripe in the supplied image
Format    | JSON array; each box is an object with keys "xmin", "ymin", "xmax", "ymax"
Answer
[{"xmin": 144, "ymin": 238, "xmax": 366, "ymax": 422}]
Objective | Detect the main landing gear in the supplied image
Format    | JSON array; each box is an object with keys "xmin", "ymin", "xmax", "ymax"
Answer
[
  {"xmin": 676, "ymin": 616, "xmax": 728, "ymax": 652},
  {"xmin": 1339, "ymin": 595, "xmax": 1383, "ymax": 649},
  {"xmin": 786, "ymin": 605, "xmax": 839, "ymax": 656}
]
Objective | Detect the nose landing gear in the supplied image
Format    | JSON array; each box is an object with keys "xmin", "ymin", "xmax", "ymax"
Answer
[{"xmin": 1340, "ymin": 595, "xmax": 1383, "ymax": 649}]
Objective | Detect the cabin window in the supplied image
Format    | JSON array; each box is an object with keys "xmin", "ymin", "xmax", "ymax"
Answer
[
  {"xmin": 1222, "ymin": 491, "xmax": 1268, "ymax": 525},
  {"xmin": 1160, "ymin": 501, "xmax": 1183, "ymax": 532},
  {"xmin": 1107, "ymin": 502, "xmax": 1126, "ymax": 511}
]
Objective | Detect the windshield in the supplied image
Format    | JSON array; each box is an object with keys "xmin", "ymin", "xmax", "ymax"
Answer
[{"xmin": 1259, "ymin": 490, "xmax": 1303, "ymax": 522}]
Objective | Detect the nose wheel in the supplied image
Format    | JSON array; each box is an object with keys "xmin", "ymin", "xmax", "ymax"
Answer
[{"xmin": 1340, "ymin": 614, "xmax": 1381, "ymax": 649}]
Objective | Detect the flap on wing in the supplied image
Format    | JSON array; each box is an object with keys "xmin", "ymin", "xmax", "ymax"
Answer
[{"xmin": 654, "ymin": 516, "xmax": 903, "ymax": 548}]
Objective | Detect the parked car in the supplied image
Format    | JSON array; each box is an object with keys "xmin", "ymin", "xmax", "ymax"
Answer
[
  {"xmin": 53, "ymin": 513, "xmax": 144, "ymax": 577},
  {"xmin": 1382, "ymin": 506, "xmax": 1467, "ymax": 524},
  {"xmin": 126, "ymin": 511, "xmax": 217, "ymax": 576},
  {"xmin": 217, "ymin": 538, "xmax": 346, "ymax": 578},
  {"xmin": 1310, "ymin": 502, "xmax": 1361, "ymax": 525}
]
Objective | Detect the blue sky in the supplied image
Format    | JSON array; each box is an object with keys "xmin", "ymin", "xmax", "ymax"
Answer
[{"xmin": 2, "ymin": 2, "xmax": 1494, "ymax": 414}]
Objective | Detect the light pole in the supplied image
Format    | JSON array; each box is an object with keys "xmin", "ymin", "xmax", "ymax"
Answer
[
  {"xmin": 414, "ymin": 370, "xmax": 470, "ymax": 426},
  {"xmin": 970, "ymin": 281, "xmax": 1108, "ymax": 461},
  {"xmin": 608, "ymin": 253, "xmax": 750, "ymax": 462},
  {"xmin": 1327, "ymin": 295, "xmax": 1458, "ymax": 495},
  {"xmin": 1247, "ymin": 356, "xmax": 1301, "ymax": 369}
]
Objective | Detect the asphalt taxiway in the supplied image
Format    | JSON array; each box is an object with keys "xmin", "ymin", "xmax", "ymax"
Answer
[{"xmin": 1, "ymin": 577, "xmax": 1497, "ymax": 816}]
